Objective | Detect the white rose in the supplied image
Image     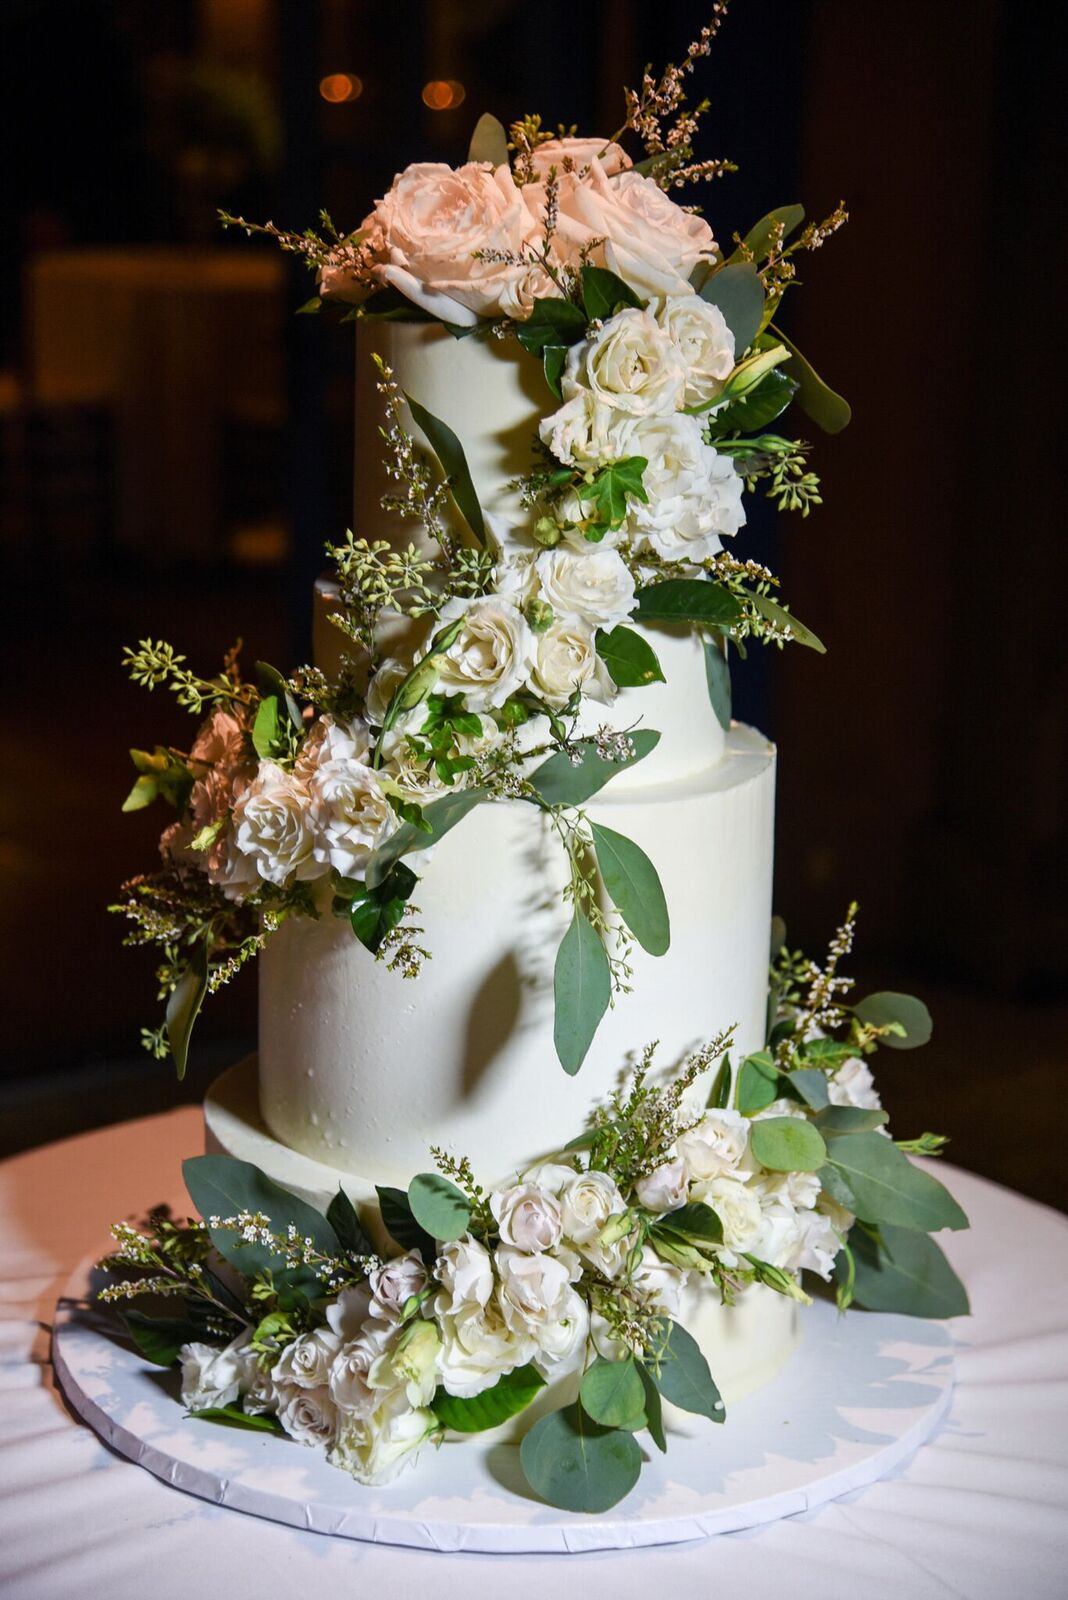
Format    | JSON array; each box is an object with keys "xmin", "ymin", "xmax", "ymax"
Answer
[
  {"xmin": 526, "ymin": 137, "xmax": 632, "ymax": 180},
  {"xmin": 632, "ymin": 1245, "xmax": 688, "ymax": 1317},
  {"xmin": 828, "ymin": 1057, "xmax": 883, "ymax": 1111},
  {"xmin": 325, "ymin": 1284, "xmax": 372, "ymax": 1340},
  {"xmin": 275, "ymin": 1381, "xmax": 338, "ymax": 1447},
  {"xmin": 328, "ymin": 1322, "xmax": 393, "ymax": 1416},
  {"xmin": 368, "ymin": 1249, "xmax": 429, "ymax": 1321},
  {"xmin": 653, "ymin": 293, "xmax": 736, "ymax": 407},
  {"xmin": 535, "ymin": 547, "xmax": 635, "ymax": 629},
  {"xmin": 693, "ymin": 1175, "xmax": 764, "ymax": 1254},
  {"xmin": 564, "ymin": 308, "xmax": 686, "ymax": 417},
  {"xmin": 369, "ymin": 1319, "xmax": 441, "ymax": 1408},
  {"xmin": 435, "ymin": 1235, "xmax": 494, "ymax": 1309},
  {"xmin": 530, "ymin": 617, "xmax": 611, "ymax": 708},
  {"xmin": 520, "ymin": 1159, "xmax": 580, "ymax": 1195},
  {"xmin": 559, "ymin": 1170, "xmax": 626, "ymax": 1244},
  {"xmin": 634, "ymin": 1159, "xmax": 689, "ymax": 1215},
  {"xmin": 271, "ymin": 1327, "xmax": 341, "ymax": 1389},
  {"xmin": 437, "ymin": 1297, "xmax": 535, "ymax": 1398},
  {"xmin": 329, "ymin": 1389, "xmax": 434, "ymax": 1484},
  {"xmin": 619, "ymin": 412, "xmax": 745, "ymax": 563},
  {"xmin": 677, "ymin": 1108, "xmax": 750, "ymax": 1182},
  {"xmin": 294, "ymin": 713, "xmax": 370, "ymax": 782},
  {"xmin": 431, "ymin": 596, "xmax": 534, "ymax": 711},
  {"xmin": 308, "ymin": 757, "xmax": 396, "ymax": 877},
  {"xmin": 361, "ymin": 161, "xmax": 543, "ymax": 325},
  {"xmin": 230, "ymin": 761, "xmax": 322, "ymax": 886},
  {"xmin": 496, "ymin": 1248, "xmax": 589, "ymax": 1364},
  {"xmin": 490, "ymin": 1184, "xmax": 563, "ymax": 1253},
  {"xmin": 178, "ymin": 1331, "xmax": 250, "ymax": 1411}
]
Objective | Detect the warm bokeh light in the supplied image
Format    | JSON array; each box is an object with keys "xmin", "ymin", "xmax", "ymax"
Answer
[
  {"xmin": 422, "ymin": 79, "xmax": 466, "ymax": 111},
  {"xmin": 319, "ymin": 73, "xmax": 363, "ymax": 104}
]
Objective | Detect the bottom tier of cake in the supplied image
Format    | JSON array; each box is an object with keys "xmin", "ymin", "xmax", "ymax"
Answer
[{"xmin": 205, "ymin": 1055, "xmax": 800, "ymax": 1430}]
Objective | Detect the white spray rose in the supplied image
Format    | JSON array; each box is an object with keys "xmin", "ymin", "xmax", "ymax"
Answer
[
  {"xmin": 275, "ymin": 1382, "xmax": 338, "ymax": 1448},
  {"xmin": 329, "ymin": 1388, "xmax": 434, "ymax": 1484},
  {"xmin": 308, "ymin": 757, "xmax": 396, "ymax": 877},
  {"xmin": 436, "ymin": 1297, "xmax": 536, "ymax": 1398},
  {"xmin": 178, "ymin": 1331, "xmax": 250, "ymax": 1411},
  {"xmin": 328, "ymin": 1322, "xmax": 393, "ymax": 1416},
  {"xmin": 368, "ymin": 1250, "xmax": 429, "ymax": 1322},
  {"xmin": 828, "ymin": 1057, "xmax": 883, "ymax": 1111},
  {"xmin": 634, "ymin": 1158, "xmax": 689, "ymax": 1215},
  {"xmin": 271, "ymin": 1327, "xmax": 341, "ymax": 1389},
  {"xmin": 654, "ymin": 293, "xmax": 736, "ymax": 408},
  {"xmin": 431, "ymin": 595, "xmax": 534, "ymax": 711},
  {"xmin": 677, "ymin": 1108, "xmax": 751, "ymax": 1182},
  {"xmin": 490, "ymin": 1183, "xmax": 563, "ymax": 1253},
  {"xmin": 535, "ymin": 547, "xmax": 636, "ymax": 629},
  {"xmin": 230, "ymin": 761, "xmax": 322, "ymax": 886},
  {"xmin": 496, "ymin": 1248, "xmax": 589, "ymax": 1364},
  {"xmin": 693, "ymin": 1174, "xmax": 764, "ymax": 1254},
  {"xmin": 530, "ymin": 617, "xmax": 611, "ymax": 708},
  {"xmin": 564, "ymin": 307, "xmax": 686, "ymax": 417},
  {"xmin": 435, "ymin": 1235, "xmax": 494, "ymax": 1309},
  {"xmin": 620, "ymin": 412, "xmax": 745, "ymax": 563},
  {"xmin": 559, "ymin": 1170, "xmax": 626, "ymax": 1244},
  {"xmin": 538, "ymin": 388, "xmax": 627, "ymax": 468}
]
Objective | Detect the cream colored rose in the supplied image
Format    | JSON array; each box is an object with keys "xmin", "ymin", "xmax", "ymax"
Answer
[
  {"xmin": 559, "ymin": 1170, "xmax": 626, "ymax": 1245},
  {"xmin": 329, "ymin": 1323, "xmax": 393, "ymax": 1416},
  {"xmin": 527, "ymin": 137, "xmax": 632, "ymax": 179},
  {"xmin": 677, "ymin": 1108, "xmax": 751, "ymax": 1182},
  {"xmin": 231, "ymin": 761, "xmax": 322, "ymax": 886},
  {"xmin": 654, "ymin": 293, "xmax": 736, "ymax": 407},
  {"xmin": 178, "ymin": 1331, "xmax": 250, "ymax": 1411},
  {"xmin": 564, "ymin": 308, "xmax": 686, "ymax": 417},
  {"xmin": 308, "ymin": 756, "xmax": 396, "ymax": 878},
  {"xmin": 619, "ymin": 412, "xmax": 745, "ymax": 564},
  {"xmin": 490, "ymin": 1184, "xmax": 563, "ymax": 1253},
  {"xmin": 368, "ymin": 1250, "xmax": 428, "ymax": 1321},
  {"xmin": 538, "ymin": 389, "xmax": 627, "ymax": 468},
  {"xmin": 275, "ymin": 1381, "xmax": 338, "ymax": 1448},
  {"xmin": 530, "ymin": 618, "xmax": 610, "ymax": 709},
  {"xmin": 634, "ymin": 1159, "xmax": 689, "ymax": 1215},
  {"xmin": 435, "ymin": 1235, "xmax": 494, "ymax": 1309},
  {"xmin": 329, "ymin": 1389, "xmax": 434, "ymax": 1484},
  {"xmin": 535, "ymin": 546, "xmax": 636, "ymax": 628},
  {"xmin": 271, "ymin": 1327, "xmax": 341, "ymax": 1389},
  {"xmin": 369, "ymin": 1319, "xmax": 441, "ymax": 1408},
  {"xmin": 495, "ymin": 1248, "xmax": 589, "ymax": 1365},
  {"xmin": 432, "ymin": 596, "xmax": 534, "ymax": 711},
  {"xmin": 436, "ymin": 1297, "xmax": 536, "ymax": 1398}
]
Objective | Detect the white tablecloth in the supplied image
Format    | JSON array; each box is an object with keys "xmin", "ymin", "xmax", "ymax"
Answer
[{"xmin": 2, "ymin": 1108, "xmax": 1066, "ymax": 1599}]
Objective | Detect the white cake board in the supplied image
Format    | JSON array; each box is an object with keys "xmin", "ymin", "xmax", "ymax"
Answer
[{"xmin": 52, "ymin": 1255, "xmax": 955, "ymax": 1555}]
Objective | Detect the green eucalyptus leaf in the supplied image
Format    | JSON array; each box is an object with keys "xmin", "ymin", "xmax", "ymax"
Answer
[
  {"xmin": 596, "ymin": 625, "xmax": 665, "ymax": 688},
  {"xmin": 433, "ymin": 1364, "xmax": 546, "ymax": 1433},
  {"xmin": 527, "ymin": 729, "xmax": 660, "ymax": 807},
  {"xmin": 519, "ymin": 1404, "xmax": 642, "ymax": 1513},
  {"xmin": 553, "ymin": 910, "xmax": 611, "ymax": 1076},
  {"xmin": 786, "ymin": 1068, "xmax": 831, "ymax": 1110},
  {"xmin": 326, "ymin": 1187, "xmax": 373, "ymax": 1257},
  {"xmin": 406, "ymin": 393, "xmax": 486, "ymax": 546},
  {"xmin": 580, "ymin": 1356, "xmax": 646, "ymax": 1429},
  {"xmin": 122, "ymin": 1310, "xmax": 204, "ymax": 1367},
  {"xmin": 182, "ymin": 1154, "xmax": 338, "ymax": 1294},
  {"xmin": 826, "ymin": 1134, "xmax": 968, "ymax": 1232},
  {"xmin": 769, "ymin": 324, "xmax": 851, "ymax": 432},
  {"xmin": 814, "ymin": 1105, "xmax": 890, "ymax": 1136},
  {"xmin": 188, "ymin": 1403, "xmax": 284, "ymax": 1434},
  {"xmin": 745, "ymin": 590, "xmax": 826, "ymax": 653},
  {"xmin": 365, "ymin": 787, "xmax": 487, "ymax": 889},
  {"xmin": 636, "ymin": 1361, "xmax": 667, "ymax": 1451},
  {"xmin": 295, "ymin": 295, "xmax": 322, "ymax": 315},
  {"xmin": 697, "ymin": 261, "xmax": 765, "ymax": 352},
  {"xmin": 590, "ymin": 822, "xmax": 669, "ymax": 957},
  {"xmin": 467, "ymin": 111, "xmax": 510, "ymax": 166},
  {"xmin": 580, "ymin": 264, "xmax": 643, "ymax": 321},
  {"xmin": 166, "ymin": 939, "xmax": 209, "ymax": 1081},
  {"xmin": 346, "ymin": 861, "xmax": 418, "ymax": 955},
  {"xmin": 407, "ymin": 1172, "xmax": 472, "ymax": 1242},
  {"xmin": 750, "ymin": 1116, "xmax": 828, "ymax": 1173},
  {"xmin": 375, "ymin": 1185, "xmax": 437, "ymax": 1261},
  {"xmin": 634, "ymin": 579, "xmax": 742, "ymax": 628},
  {"xmin": 854, "ymin": 991, "xmax": 933, "ymax": 1050},
  {"xmin": 650, "ymin": 1320, "xmax": 725, "ymax": 1422},
  {"xmin": 704, "ymin": 637, "xmax": 732, "ymax": 730},
  {"xmin": 736, "ymin": 1050, "xmax": 779, "ymax": 1113},
  {"xmin": 845, "ymin": 1222, "xmax": 970, "ymax": 1318},
  {"xmin": 737, "ymin": 204, "xmax": 805, "ymax": 262}
]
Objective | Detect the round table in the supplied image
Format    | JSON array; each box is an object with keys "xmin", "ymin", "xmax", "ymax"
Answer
[{"xmin": 2, "ymin": 1108, "xmax": 1066, "ymax": 1599}]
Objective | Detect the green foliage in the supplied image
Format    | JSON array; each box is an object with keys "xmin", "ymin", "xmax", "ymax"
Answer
[
  {"xmin": 769, "ymin": 325, "xmax": 851, "ymax": 433},
  {"xmin": 326, "ymin": 1187, "xmax": 373, "ymax": 1257},
  {"xmin": 822, "ymin": 1133, "xmax": 968, "ymax": 1232},
  {"xmin": 405, "ymin": 393, "xmax": 486, "ymax": 547},
  {"xmin": 432, "ymin": 1364, "xmax": 546, "ymax": 1433},
  {"xmin": 590, "ymin": 822, "xmax": 670, "ymax": 957},
  {"xmin": 254, "ymin": 661, "xmax": 303, "ymax": 731},
  {"xmin": 578, "ymin": 455, "xmax": 648, "ymax": 534},
  {"xmin": 854, "ymin": 991, "xmax": 933, "ymax": 1049},
  {"xmin": 736, "ymin": 204, "xmax": 806, "ymax": 262},
  {"xmin": 520, "ymin": 1404, "xmax": 642, "ymax": 1513},
  {"xmin": 580, "ymin": 264, "xmax": 643, "ymax": 321},
  {"xmin": 845, "ymin": 1223, "xmax": 970, "ymax": 1318},
  {"xmin": 814, "ymin": 1105, "xmax": 890, "ymax": 1136},
  {"xmin": 188, "ymin": 1404, "xmax": 284, "ymax": 1434},
  {"xmin": 542, "ymin": 343, "xmax": 567, "ymax": 398},
  {"xmin": 375, "ymin": 1185, "xmax": 437, "ymax": 1261},
  {"xmin": 736, "ymin": 1050, "xmax": 779, "ymax": 1113},
  {"xmin": 341, "ymin": 861, "xmax": 419, "ymax": 955},
  {"xmin": 407, "ymin": 1172, "xmax": 472, "ymax": 1242},
  {"xmin": 705, "ymin": 369, "xmax": 798, "ymax": 436},
  {"xmin": 166, "ymin": 939, "xmax": 209, "ymax": 1081},
  {"xmin": 595, "ymin": 625, "xmax": 665, "ymax": 688},
  {"xmin": 467, "ymin": 111, "xmax": 509, "ymax": 166},
  {"xmin": 516, "ymin": 296, "xmax": 587, "ymax": 356},
  {"xmin": 704, "ymin": 637, "xmax": 732, "ymax": 730},
  {"xmin": 649, "ymin": 1203, "xmax": 723, "ymax": 1274},
  {"xmin": 746, "ymin": 590, "xmax": 826, "ymax": 652},
  {"xmin": 649, "ymin": 1320, "xmax": 725, "ymax": 1422},
  {"xmin": 122, "ymin": 1310, "xmax": 203, "ymax": 1367},
  {"xmin": 580, "ymin": 1357, "xmax": 646, "ymax": 1429},
  {"xmin": 123, "ymin": 747, "xmax": 195, "ymax": 815},
  {"xmin": 182, "ymin": 1155, "xmax": 339, "ymax": 1296},
  {"xmin": 633, "ymin": 579, "xmax": 742, "ymax": 628},
  {"xmin": 785, "ymin": 1067, "xmax": 831, "ymax": 1110},
  {"xmin": 554, "ymin": 910, "xmax": 612, "ymax": 1075},
  {"xmin": 527, "ymin": 729, "xmax": 660, "ymax": 807},
  {"xmin": 697, "ymin": 261, "xmax": 765, "ymax": 353},
  {"xmin": 636, "ymin": 1361, "xmax": 666, "ymax": 1451},
  {"xmin": 749, "ymin": 1116, "xmax": 828, "ymax": 1173},
  {"xmin": 365, "ymin": 787, "xmax": 487, "ymax": 889}
]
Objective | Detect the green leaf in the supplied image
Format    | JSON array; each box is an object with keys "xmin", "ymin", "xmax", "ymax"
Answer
[
  {"xmin": 407, "ymin": 1173, "xmax": 472, "ymax": 1242},
  {"xmin": 346, "ymin": 860, "xmax": 418, "ymax": 955},
  {"xmin": 516, "ymin": 296, "xmax": 588, "ymax": 356},
  {"xmin": 704, "ymin": 637, "xmax": 732, "ymax": 730},
  {"xmin": 736, "ymin": 1050, "xmax": 779, "ymax": 1113},
  {"xmin": 250, "ymin": 694, "xmax": 282, "ymax": 760},
  {"xmin": 697, "ymin": 261, "xmax": 765, "ymax": 353},
  {"xmin": 406, "ymin": 393, "xmax": 486, "ymax": 546},
  {"xmin": 708, "ymin": 1052, "xmax": 732, "ymax": 1109},
  {"xmin": 121, "ymin": 1310, "xmax": 203, "ymax": 1367},
  {"xmin": 750, "ymin": 1116, "xmax": 828, "ymax": 1173},
  {"xmin": 596, "ymin": 625, "xmax": 665, "ymax": 688},
  {"xmin": 815, "ymin": 1104, "xmax": 890, "ymax": 1136},
  {"xmin": 375, "ymin": 1185, "xmax": 436, "ymax": 1261},
  {"xmin": 182, "ymin": 1154, "xmax": 339, "ymax": 1295},
  {"xmin": 432, "ymin": 1364, "xmax": 546, "ymax": 1433},
  {"xmin": 636, "ymin": 1361, "xmax": 666, "ymax": 1451},
  {"xmin": 746, "ymin": 590, "xmax": 826, "ymax": 653},
  {"xmin": 122, "ymin": 773, "xmax": 159, "ymax": 812},
  {"xmin": 580, "ymin": 1357, "xmax": 646, "ymax": 1429},
  {"xmin": 705, "ymin": 369, "xmax": 798, "ymax": 436},
  {"xmin": 650, "ymin": 1320, "xmax": 725, "ymax": 1422},
  {"xmin": 854, "ymin": 991, "xmax": 933, "ymax": 1050},
  {"xmin": 543, "ymin": 343, "xmax": 567, "ymax": 398},
  {"xmin": 166, "ymin": 939, "xmax": 209, "ymax": 1082},
  {"xmin": 467, "ymin": 111, "xmax": 509, "ymax": 166},
  {"xmin": 527, "ymin": 729, "xmax": 660, "ymax": 807},
  {"xmin": 553, "ymin": 910, "xmax": 612, "ymax": 1076},
  {"xmin": 737, "ymin": 204, "xmax": 805, "ymax": 262},
  {"xmin": 295, "ymin": 295, "xmax": 321, "ymax": 315},
  {"xmin": 254, "ymin": 661, "xmax": 303, "ymax": 731},
  {"xmin": 769, "ymin": 324, "xmax": 851, "ymax": 433},
  {"xmin": 579, "ymin": 456, "xmax": 648, "ymax": 530},
  {"xmin": 358, "ymin": 284, "xmax": 436, "ymax": 324},
  {"xmin": 652, "ymin": 1202, "xmax": 723, "ymax": 1244},
  {"xmin": 846, "ymin": 1222, "xmax": 970, "ymax": 1318},
  {"xmin": 786, "ymin": 1068, "xmax": 831, "ymax": 1110},
  {"xmin": 188, "ymin": 1404, "xmax": 284, "ymax": 1435},
  {"xmin": 825, "ymin": 1133, "xmax": 968, "ymax": 1232},
  {"xmin": 580, "ymin": 264, "xmax": 642, "ymax": 321},
  {"xmin": 634, "ymin": 579, "xmax": 742, "ymax": 628},
  {"xmin": 326, "ymin": 1188, "xmax": 373, "ymax": 1257},
  {"xmin": 519, "ymin": 1405, "xmax": 642, "ymax": 1513},
  {"xmin": 365, "ymin": 787, "xmax": 487, "ymax": 889},
  {"xmin": 590, "ymin": 822, "xmax": 670, "ymax": 957}
]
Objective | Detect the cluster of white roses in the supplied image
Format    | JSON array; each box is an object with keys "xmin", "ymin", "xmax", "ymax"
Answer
[{"xmin": 179, "ymin": 1055, "xmax": 881, "ymax": 1487}]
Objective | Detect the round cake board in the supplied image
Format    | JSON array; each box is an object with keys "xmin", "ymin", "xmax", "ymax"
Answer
[{"xmin": 53, "ymin": 1257, "xmax": 954, "ymax": 1556}]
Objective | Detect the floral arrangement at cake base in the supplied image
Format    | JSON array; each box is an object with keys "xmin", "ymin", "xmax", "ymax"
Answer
[{"xmin": 99, "ymin": 914, "xmax": 969, "ymax": 1514}]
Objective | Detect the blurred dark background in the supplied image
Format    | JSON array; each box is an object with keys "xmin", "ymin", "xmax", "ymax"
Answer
[{"xmin": 1, "ymin": 0, "xmax": 1065, "ymax": 1208}]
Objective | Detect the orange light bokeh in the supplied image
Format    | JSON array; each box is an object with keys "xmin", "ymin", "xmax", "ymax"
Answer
[
  {"xmin": 319, "ymin": 73, "xmax": 363, "ymax": 104},
  {"xmin": 422, "ymin": 79, "xmax": 466, "ymax": 111}
]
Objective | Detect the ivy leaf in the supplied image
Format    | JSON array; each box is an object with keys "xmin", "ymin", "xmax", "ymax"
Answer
[
  {"xmin": 736, "ymin": 1050, "xmax": 779, "ymax": 1113},
  {"xmin": 344, "ymin": 860, "xmax": 418, "ymax": 955},
  {"xmin": 595, "ymin": 625, "xmax": 665, "ymax": 688},
  {"xmin": 825, "ymin": 1134, "xmax": 968, "ymax": 1232},
  {"xmin": 326, "ymin": 1187, "xmax": 373, "ymax": 1257},
  {"xmin": 519, "ymin": 1404, "xmax": 642, "ymax": 1513},
  {"xmin": 580, "ymin": 1357, "xmax": 646, "ymax": 1429},
  {"xmin": 750, "ymin": 1116, "xmax": 828, "ymax": 1173},
  {"xmin": 634, "ymin": 579, "xmax": 742, "ymax": 628},
  {"xmin": 121, "ymin": 1310, "xmax": 204, "ymax": 1367},
  {"xmin": 854, "ymin": 991, "xmax": 933, "ymax": 1050},
  {"xmin": 432, "ymin": 1364, "xmax": 546, "ymax": 1433},
  {"xmin": 406, "ymin": 392, "xmax": 486, "ymax": 546},
  {"xmin": 365, "ymin": 787, "xmax": 487, "ymax": 889},
  {"xmin": 516, "ymin": 296, "xmax": 587, "ymax": 356},
  {"xmin": 705, "ymin": 370, "xmax": 798, "ymax": 436},
  {"xmin": 697, "ymin": 261, "xmax": 765, "ymax": 353},
  {"xmin": 845, "ymin": 1222, "xmax": 970, "ymax": 1318},
  {"xmin": 166, "ymin": 939, "xmax": 209, "ymax": 1082},
  {"xmin": 650, "ymin": 1321, "xmax": 725, "ymax": 1422},
  {"xmin": 636, "ymin": 1361, "xmax": 667, "ymax": 1451},
  {"xmin": 704, "ymin": 637, "xmax": 732, "ymax": 730},
  {"xmin": 182, "ymin": 1154, "xmax": 339, "ymax": 1295},
  {"xmin": 590, "ymin": 822, "xmax": 670, "ymax": 956},
  {"xmin": 580, "ymin": 264, "xmax": 642, "ymax": 321},
  {"xmin": 467, "ymin": 111, "xmax": 509, "ymax": 166},
  {"xmin": 188, "ymin": 1404, "xmax": 284, "ymax": 1435},
  {"xmin": 579, "ymin": 455, "xmax": 648, "ymax": 530},
  {"xmin": 375, "ymin": 1185, "xmax": 436, "ymax": 1262},
  {"xmin": 407, "ymin": 1173, "xmax": 471, "ymax": 1242},
  {"xmin": 745, "ymin": 590, "xmax": 826, "ymax": 653},
  {"xmin": 769, "ymin": 324, "xmax": 851, "ymax": 433},
  {"xmin": 527, "ymin": 729, "xmax": 660, "ymax": 807},
  {"xmin": 553, "ymin": 910, "xmax": 612, "ymax": 1075},
  {"xmin": 785, "ymin": 1067, "xmax": 831, "ymax": 1110}
]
